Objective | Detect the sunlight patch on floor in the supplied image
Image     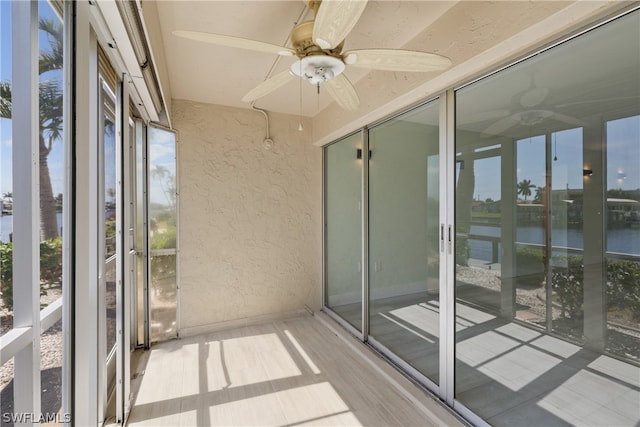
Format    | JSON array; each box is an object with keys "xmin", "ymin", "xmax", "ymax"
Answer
[
  {"xmin": 284, "ymin": 329, "xmax": 321, "ymax": 375},
  {"xmin": 388, "ymin": 301, "xmax": 440, "ymax": 338}
]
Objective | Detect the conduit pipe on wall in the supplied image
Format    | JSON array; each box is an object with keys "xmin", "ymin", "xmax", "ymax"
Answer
[
  {"xmin": 251, "ymin": 105, "xmax": 274, "ymax": 150},
  {"xmin": 249, "ymin": 3, "xmax": 309, "ymax": 147}
]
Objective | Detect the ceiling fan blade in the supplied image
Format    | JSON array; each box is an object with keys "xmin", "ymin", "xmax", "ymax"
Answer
[
  {"xmin": 173, "ymin": 30, "xmax": 295, "ymax": 56},
  {"xmin": 343, "ymin": 49, "xmax": 452, "ymax": 72},
  {"xmin": 242, "ymin": 70, "xmax": 295, "ymax": 103},
  {"xmin": 552, "ymin": 113, "xmax": 587, "ymax": 128},
  {"xmin": 313, "ymin": 0, "xmax": 368, "ymax": 50},
  {"xmin": 458, "ymin": 109, "xmax": 511, "ymax": 125},
  {"xmin": 482, "ymin": 116, "xmax": 519, "ymax": 136},
  {"xmin": 325, "ymin": 74, "xmax": 360, "ymax": 111},
  {"xmin": 520, "ymin": 87, "xmax": 549, "ymax": 108}
]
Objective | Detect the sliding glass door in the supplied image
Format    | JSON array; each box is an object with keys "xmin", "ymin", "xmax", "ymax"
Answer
[
  {"xmin": 324, "ymin": 132, "xmax": 363, "ymax": 333},
  {"xmin": 367, "ymin": 101, "xmax": 441, "ymax": 387},
  {"xmin": 323, "ymin": 7, "xmax": 639, "ymax": 427},
  {"xmin": 453, "ymin": 10, "xmax": 639, "ymax": 426}
]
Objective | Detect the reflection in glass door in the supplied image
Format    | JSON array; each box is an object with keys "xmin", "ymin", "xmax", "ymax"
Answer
[
  {"xmin": 605, "ymin": 115, "xmax": 640, "ymax": 358},
  {"xmin": 453, "ymin": 10, "xmax": 639, "ymax": 426},
  {"xmin": 325, "ymin": 132, "xmax": 363, "ymax": 333},
  {"xmin": 322, "ymin": 9, "xmax": 639, "ymax": 427},
  {"xmin": 367, "ymin": 100, "xmax": 441, "ymax": 386},
  {"xmin": 148, "ymin": 126, "xmax": 178, "ymax": 342}
]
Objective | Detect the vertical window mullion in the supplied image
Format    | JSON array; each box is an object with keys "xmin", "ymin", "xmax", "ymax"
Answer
[
  {"xmin": 62, "ymin": 0, "xmax": 73, "ymax": 420},
  {"xmin": 441, "ymin": 89, "xmax": 456, "ymax": 406},
  {"xmin": 11, "ymin": 0, "xmax": 41, "ymax": 417},
  {"xmin": 72, "ymin": 3, "xmax": 100, "ymax": 422},
  {"xmin": 362, "ymin": 128, "xmax": 369, "ymax": 340}
]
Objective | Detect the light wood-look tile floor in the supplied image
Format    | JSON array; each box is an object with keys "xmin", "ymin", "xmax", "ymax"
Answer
[
  {"xmin": 127, "ymin": 313, "xmax": 463, "ymax": 427},
  {"xmin": 330, "ymin": 291, "xmax": 640, "ymax": 427}
]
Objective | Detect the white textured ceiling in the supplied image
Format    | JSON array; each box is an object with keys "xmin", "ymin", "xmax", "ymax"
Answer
[{"xmin": 155, "ymin": 1, "xmax": 458, "ymax": 117}]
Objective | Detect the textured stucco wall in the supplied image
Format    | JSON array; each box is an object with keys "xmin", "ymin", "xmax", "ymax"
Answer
[{"xmin": 173, "ymin": 100, "xmax": 321, "ymax": 333}]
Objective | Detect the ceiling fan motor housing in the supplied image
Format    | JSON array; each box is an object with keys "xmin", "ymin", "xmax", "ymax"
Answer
[
  {"xmin": 290, "ymin": 55, "xmax": 346, "ymax": 85},
  {"xmin": 290, "ymin": 20, "xmax": 344, "ymax": 56}
]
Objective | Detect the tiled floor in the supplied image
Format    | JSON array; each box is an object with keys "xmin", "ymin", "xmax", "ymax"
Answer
[
  {"xmin": 331, "ymin": 291, "xmax": 640, "ymax": 427},
  {"xmin": 127, "ymin": 313, "xmax": 462, "ymax": 426},
  {"xmin": 456, "ymin": 319, "xmax": 640, "ymax": 426}
]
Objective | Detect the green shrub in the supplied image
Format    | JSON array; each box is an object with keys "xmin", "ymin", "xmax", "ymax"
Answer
[
  {"xmin": 551, "ymin": 257, "xmax": 640, "ymax": 322},
  {"xmin": 551, "ymin": 256, "xmax": 584, "ymax": 320},
  {"xmin": 516, "ymin": 248, "xmax": 545, "ymax": 283},
  {"xmin": 607, "ymin": 259, "xmax": 640, "ymax": 321},
  {"xmin": 40, "ymin": 237, "xmax": 62, "ymax": 284},
  {"xmin": 150, "ymin": 224, "xmax": 176, "ymax": 250},
  {"xmin": 0, "ymin": 241, "xmax": 13, "ymax": 310},
  {"xmin": 0, "ymin": 238, "xmax": 62, "ymax": 312}
]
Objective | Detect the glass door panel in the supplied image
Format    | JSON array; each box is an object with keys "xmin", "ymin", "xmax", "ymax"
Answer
[
  {"xmin": 514, "ymin": 135, "xmax": 546, "ymax": 327},
  {"xmin": 605, "ymin": 115, "xmax": 640, "ymax": 361},
  {"xmin": 103, "ymin": 102, "xmax": 117, "ymax": 359},
  {"xmin": 549, "ymin": 128, "xmax": 584, "ymax": 341},
  {"xmin": 368, "ymin": 100, "xmax": 440, "ymax": 385},
  {"xmin": 454, "ymin": 9, "xmax": 640, "ymax": 426},
  {"xmin": 148, "ymin": 126, "xmax": 177, "ymax": 342},
  {"xmin": 325, "ymin": 132, "xmax": 363, "ymax": 331},
  {"xmin": 134, "ymin": 120, "xmax": 146, "ymax": 347},
  {"xmin": 99, "ymin": 78, "xmax": 118, "ymax": 415},
  {"xmin": 512, "ymin": 129, "xmax": 584, "ymax": 340}
]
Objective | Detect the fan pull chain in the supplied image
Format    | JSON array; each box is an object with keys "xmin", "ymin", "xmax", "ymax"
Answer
[{"xmin": 298, "ymin": 60, "xmax": 304, "ymax": 132}]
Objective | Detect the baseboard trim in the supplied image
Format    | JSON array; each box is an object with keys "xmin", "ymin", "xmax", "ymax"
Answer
[{"xmin": 179, "ymin": 309, "xmax": 310, "ymax": 338}]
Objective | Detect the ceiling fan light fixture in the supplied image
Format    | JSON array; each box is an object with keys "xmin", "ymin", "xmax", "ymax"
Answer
[{"xmin": 290, "ymin": 56, "xmax": 345, "ymax": 85}]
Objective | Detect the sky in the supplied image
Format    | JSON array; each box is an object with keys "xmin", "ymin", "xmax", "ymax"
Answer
[
  {"xmin": 471, "ymin": 118, "xmax": 640, "ymax": 202},
  {"xmin": 471, "ymin": 129, "xmax": 586, "ymax": 202},
  {"xmin": 1, "ymin": 0, "xmax": 176, "ymax": 209},
  {"xmin": 1, "ymin": 0, "xmax": 65, "ymax": 198},
  {"xmin": 148, "ymin": 126, "xmax": 177, "ymax": 206}
]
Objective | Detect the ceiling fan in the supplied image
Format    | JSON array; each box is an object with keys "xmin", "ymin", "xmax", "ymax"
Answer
[
  {"xmin": 470, "ymin": 76, "xmax": 586, "ymax": 137},
  {"xmin": 173, "ymin": 0, "xmax": 452, "ymax": 111}
]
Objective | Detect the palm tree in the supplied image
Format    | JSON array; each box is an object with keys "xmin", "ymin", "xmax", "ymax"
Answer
[
  {"xmin": 0, "ymin": 17, "xmax": 63, "ymax": 240},
  {"xmin": 517, "ymin": 179, "xmax": 536, "ymax": 201},
  {"xmin": 150, "ymin": 164, "xmax": 176, "ymax": 207},
  {"xmin": 533, "ymin": 186, "xmax": 545, "ymax": 204}
]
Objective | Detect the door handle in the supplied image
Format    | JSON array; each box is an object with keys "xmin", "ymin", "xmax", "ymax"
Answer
[
  {"xmin": 440, "ymin": 224, "xmax": 445, "ymax": 252},
  {"xmin": 448, "ymin": 225, "xmax": 453, "ymax": 254}
]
